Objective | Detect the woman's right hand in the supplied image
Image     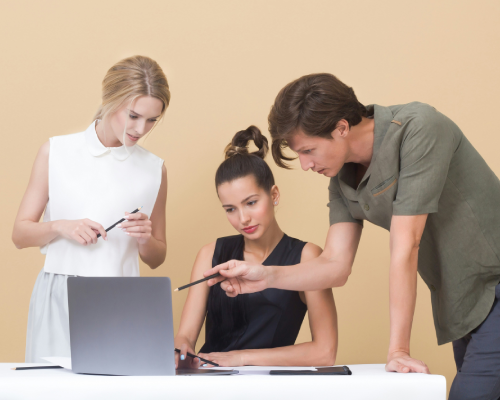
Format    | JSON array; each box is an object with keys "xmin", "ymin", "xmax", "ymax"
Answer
[
  {"xmin": 175, "ymin": 340, "xmax": 200, "ymax": 370},
  {"xmin": 54, "ymin": 219, "xmax": 107, "ymax": 245}
]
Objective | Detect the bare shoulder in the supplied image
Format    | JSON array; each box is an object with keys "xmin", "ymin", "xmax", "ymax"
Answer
[
  {"xmin": 192, "ymin": 241, "xmax": 217, "ymax": 271},
  {"xmin": 189, "ymin": 241, "xmax": 217, "ymax": 280},
  {"xmin": 198, "ymin": 241, "xmax": 216, "ymax": 258},
  {"xmin": 300, "ymin": 242, "xmax": 323, "ymax": 263},
  {"xmin": 31, "ymin": 140, "xmax": 50, "ymax": 175},
  {"xmin": 38, "ymin": 140, "xmax": 50, "ymax": 159},
  {"xmin": 160, "ymin": 163, "xmax": 167, "ymax": 186}
]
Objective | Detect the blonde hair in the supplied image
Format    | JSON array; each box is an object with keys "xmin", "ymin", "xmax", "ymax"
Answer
[{"xmin": 93, "ymin": 55, "xmax": 171, "ymax": 142}]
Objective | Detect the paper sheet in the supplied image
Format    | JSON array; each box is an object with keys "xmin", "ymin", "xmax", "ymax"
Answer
[{"xmin": 39, "ymin": 359, "xmax": 318, "ymax": 375}]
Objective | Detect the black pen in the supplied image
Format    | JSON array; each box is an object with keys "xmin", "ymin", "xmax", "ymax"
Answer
[
  {"xmin": 97, "ymin": 206, "xmax": 143, "ymax": 238},
  {"xmin": 174, "ymin": 273, "xmax": 221, "ymax": 292},
  {"xmin": 12, "ymin": 366, "xmax": 63, "ymax": 371}
]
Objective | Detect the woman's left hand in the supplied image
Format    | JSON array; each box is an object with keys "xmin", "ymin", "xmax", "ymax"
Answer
[
  {"xmin": 119, "ymin": 212, "xmax": 152, "ymax": 245},
  {"xmin": 197, "ymin": 351, "xmax": 245, "ymax": 367}
]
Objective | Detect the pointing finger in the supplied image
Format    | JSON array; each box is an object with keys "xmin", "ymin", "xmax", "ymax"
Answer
[
  {"xmin": 204, "ymin": 262, "xmax": 230, "ymax": 278},
  {"xmin": 218, "ymin": 264, "xmax": 248, "ymax": 279}
]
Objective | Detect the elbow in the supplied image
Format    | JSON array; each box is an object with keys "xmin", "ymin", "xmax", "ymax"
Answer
[
  {"xmin": 150, "ymin": 253, "xmax": 166, "ymax": 270},
  {"xmin": 144, "ymin": 243, "xmax": 166, "ymax": 269},
  {"xmin": 315, "ymin": 345, "xmax": 337, "ymax": 366},
  {"xmin": 335, "ymin": 268, "xmax": 352, "ymax": 287},
  {"xmin": 322, "ymin": 352, "xmax": 337, "ymax": 367},
  {"xmin": 338, "ymin": 274, "xmax": 349, "ymax": 287},
  {"xmin": 149, "ymin": 258, "xmax": 164, "ymax": 270},
  {"xmin": 323, "ymin": 254, "xmax": 353, "ymax": 288},
  {"xmin": 413, "ymin": 240, "xmax": 421, "ymax": 252},
  {"xmin": 11, "ymin": 232, "xmax": 24, "ymax": 250}
]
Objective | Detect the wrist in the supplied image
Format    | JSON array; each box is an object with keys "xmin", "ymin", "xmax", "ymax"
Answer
[
  {"xmin": 174, "ymin": 334, "xmax": 195, "ymax": 349},
  {"xmin": 240, "ymin": 350, "xmax": 252, "ymax": 366},
  {"xmin": 266, "ymin": 265, "xmax": 278, "ymax": 289},
  {"xmin": 51, "ymin": 220, "xmax": 62, "ymax": 236},
  {"xmin": 387, "ymin": 348, "xmax": 410, "ymax": 361}
]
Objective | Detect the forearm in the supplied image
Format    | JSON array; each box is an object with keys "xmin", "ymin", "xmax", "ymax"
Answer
[
  {"xmin": 267, "ymin": 223, "xmax": 359, "ymax": 291},
  {"xmin": 174, "ymin": 332, "xmax": 197, "ymax": 349},
  {"xmin": 139, "ymin": 236, "xmax": 166, "ymax": 269},
  {"xmin": 176, "ymin": 300, "xmax": 206, "ymax": 349},
  {"xmin": 388, "ymin": 246, "xmax": 419, "ymax": 356},
  {"xmin": 269, "ymin": 255, "xmax": 350, "ymax": 291},
  {"xmin": 242, "ymin": 341, "xmax": 336, "ymax": 367},
  {"xmin": 12, "ymin": 219, "xmax": 60, "ymax": 249}
]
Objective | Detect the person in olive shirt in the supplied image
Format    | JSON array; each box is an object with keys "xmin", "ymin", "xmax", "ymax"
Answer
[{"xmin": 205, "ymin": 73, "xmax": 500, "ymax": 400}]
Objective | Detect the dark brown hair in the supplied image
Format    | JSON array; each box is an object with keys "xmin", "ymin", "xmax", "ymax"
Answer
[
  {"xmin": 268, "ymin": 73, "xmax": 367, "ymax": 168},
  {"xmin": 215, "ymin": 125, "xmax": 275, "ymax": 192},
  {"xmin": 210, "ymin": 126, "xmax": 275, "ymax": 348}
]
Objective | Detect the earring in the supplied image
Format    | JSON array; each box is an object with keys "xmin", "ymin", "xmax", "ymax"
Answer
[{"xmin": 274, "ymin": 202, "xmax": 278, "ymax": 205}]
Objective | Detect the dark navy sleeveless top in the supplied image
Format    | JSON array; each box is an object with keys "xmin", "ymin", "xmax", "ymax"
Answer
[{"xmin": 200, "ymin": 234, "xmax": 307, "ymax": 353}]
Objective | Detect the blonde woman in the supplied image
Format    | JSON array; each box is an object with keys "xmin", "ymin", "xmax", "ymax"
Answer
[{"xmin": 12, "ymin": 56, "xmax": 170, "ymax": 362}]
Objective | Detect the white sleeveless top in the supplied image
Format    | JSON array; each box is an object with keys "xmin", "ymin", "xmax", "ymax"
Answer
[{"xmin": 41, "ymin": 121, "xmax": 163, "ymax": 277}]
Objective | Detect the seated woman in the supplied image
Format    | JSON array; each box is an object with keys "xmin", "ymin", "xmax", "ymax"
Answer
[{"xmin": 175, "ymin": 126, "xmax": 338, "ymax": 368}]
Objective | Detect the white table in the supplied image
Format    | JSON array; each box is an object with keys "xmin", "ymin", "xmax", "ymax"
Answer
[{"xmin": 0, "ymin": 363, "xmax": 446, "ymax": 400}]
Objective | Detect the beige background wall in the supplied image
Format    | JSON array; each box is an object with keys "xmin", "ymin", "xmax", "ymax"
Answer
[{"xmin": 1, "ymin": 0, "xmax": 499, "ymax": 395}]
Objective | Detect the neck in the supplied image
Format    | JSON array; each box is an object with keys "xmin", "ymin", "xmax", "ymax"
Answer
[
  {"xmin": 243, "ymin": 218, "xmax": 284, "ymax": 263},
  {"xmin": 95, "ymin": 120, "xmax": 122, "ymax": 148},
  {"xmin": 346, "ymin": 116, "xmax": 375, "ymax": 167}
]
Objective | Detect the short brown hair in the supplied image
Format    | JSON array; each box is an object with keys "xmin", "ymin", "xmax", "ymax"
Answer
[{"xmin": 268, "ymin": 73, "xmax": 366, "ymax": 168}]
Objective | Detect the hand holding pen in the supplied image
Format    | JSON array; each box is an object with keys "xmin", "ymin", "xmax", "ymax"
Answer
[
  {"xmin": 175, "ymin": 342, "xmax": 200, "ymax": 369},
  {"xmin": 55, "ymin": 218, "xmax": 108, "ymax": 245},
  {"xmin": 175, "ymin": 343, "xmax": 219, "ymax": 368},
  {"xmin": 115, "ymin": 207, "xmax": 153, "ymax": 245},
  {"xmin": 54, "ymin": 207, "xmax": 144, "ymax": 246}
]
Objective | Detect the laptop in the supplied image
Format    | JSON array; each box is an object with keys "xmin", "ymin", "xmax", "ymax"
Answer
[{"xmin": 67, "ymin": 277, "xmax": 237, "ymax": 376}]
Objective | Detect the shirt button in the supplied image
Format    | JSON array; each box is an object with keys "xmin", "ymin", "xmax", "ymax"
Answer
[
  {"xmin": 430, "ymin": 285, "xmax": 436, "ymax": 292},
  {"xmin": 364, "ymin": 204, "xmax": 370, "ymax": 211}
]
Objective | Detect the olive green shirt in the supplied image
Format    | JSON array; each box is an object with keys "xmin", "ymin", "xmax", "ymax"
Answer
[{"xmin": 328, "ymin": 102, "xmax": 500, "ymax": 345}]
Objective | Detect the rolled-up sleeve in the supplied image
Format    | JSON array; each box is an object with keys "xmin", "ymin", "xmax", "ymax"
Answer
[
  {"xmin": 393, "ymin": 110, "xmax": 455, "ymax": 215},
  {"xmin": 328, "ymin": 177, "xmax": 363, "ymax": 226}
]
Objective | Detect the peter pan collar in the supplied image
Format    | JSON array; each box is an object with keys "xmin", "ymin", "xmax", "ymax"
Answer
[{"xmin": 84, "ymin": 120, "xmax": 135, "ymax": 161}]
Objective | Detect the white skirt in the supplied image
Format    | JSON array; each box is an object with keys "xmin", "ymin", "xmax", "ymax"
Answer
[{"xmin": 25, "ymin": 268, "xmax": 73, "ymax": 362}]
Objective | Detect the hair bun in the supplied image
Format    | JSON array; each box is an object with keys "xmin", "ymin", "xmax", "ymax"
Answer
[
  {"xmin": 225, "ymin": 145, "xmax": 249, "ymax": 158},
  {"xmin": 224, "ymin": 126, "xmax": 269, "ymax": 160}
]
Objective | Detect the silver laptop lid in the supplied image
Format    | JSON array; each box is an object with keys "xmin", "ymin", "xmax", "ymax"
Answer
[{"xmin": 68, "ymin": 277, "xmax": 175, "ymax": 376}]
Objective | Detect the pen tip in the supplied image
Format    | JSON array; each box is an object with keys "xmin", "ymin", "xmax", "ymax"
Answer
[
  {"xmin": 174, "ymin": 288, "xmax": 179, "ymax": 292},
  {"xmin": 138, "ymin": 206, "xmax": 143, "ymax": 210},
  {"xmin": 11, "ymin": 368, "xmax": 15, "ymax": 370}
]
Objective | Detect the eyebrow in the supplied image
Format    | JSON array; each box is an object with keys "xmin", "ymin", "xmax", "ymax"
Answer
[
  {"xmin": 222, "ymin": 194, "xmax": 259, "ymax": 208},
  {"xmin": 287, "ymin": 143, "xmax": 304, "ymax": 153},
  {"xmin": 128, "ymin": 109, "xmax": 161, "ymax": 119}
]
